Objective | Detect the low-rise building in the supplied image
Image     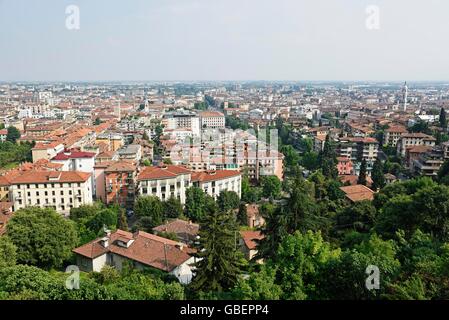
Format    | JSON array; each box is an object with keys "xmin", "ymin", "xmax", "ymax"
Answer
[{"xmin": 73, "ymin": 229, "xmax": 196, "ymax": 284}]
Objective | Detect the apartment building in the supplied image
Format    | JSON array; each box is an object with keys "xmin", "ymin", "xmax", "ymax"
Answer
[
  {"xmin": 412, "ymin": 147, "xmax": 445, "ymax": 177},
  {"xmin": 397, "ymin": 133, "xmax": 436, "ymax": 156},
  {"xmin": 337, "ymin": 156, "xmax": 354, "ymax": 175},
  {"xmin": 162, "ymin": 110, "xmax": 200, "ymax": 136},
  {"xmin": 337, "ymin": 137, "xmax": 379, "ymax": 163},
  {"xmin": 51, "ymin": 149, "xmax": 96, "ymax": 195},
  {"xmin": 137, "ymin": 165, "xmax": 192, "ymax": 204},
  {"xmin": 104, "ymin": 161, "xmax": 137, "ymax": 209},
  {"xmin": 32, "ymin": 141, "xmax": 65, "ymax": 162},
  {"xmin": 191, "ymin": 170, "xmax": 241, "ymax": 199},
  {"xmin": 199, "ymin": 111, "xmax": 225, "ymax": 129},
  {"xmin": 383, "ymin": 125, "xmax": 408, "ymax": 146},
  {"xmin": 9, "ymin": 171, "xmax": 93, "ymax": 216}
]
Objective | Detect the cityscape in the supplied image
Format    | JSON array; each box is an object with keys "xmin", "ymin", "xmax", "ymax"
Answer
[{"xmin": 0, "ymin": 0, "xmax": 449, "ymax": 311}]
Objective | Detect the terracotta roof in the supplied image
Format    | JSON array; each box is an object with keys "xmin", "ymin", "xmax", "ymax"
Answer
[
  {"xmin": 73, "ymin": 229, "xmax": 193, "ymax": 272},
  {"xmin": 52, "ymin": 150, "xmax": 96, "ymax": 160},
  {"xmin": 138, "ymin": 165, "xmax": 191, "ymax": 181},
  {"xmin": 153, "ymin": 219, "xmax": 199, "ymax": 243},
  {"xmin": 12, "ymin": 171, "xmax": 91, "ymax": 184},
  {"xmin": 339, "ymin": 175, "xmax": 373, "ymax": 187},
  {"xmin": 406, "ymin": 145, "xmax": 433, "ymax": 153},
  {"xmin": 340, "ymin": 184, "xmax": 375, "ymax": 202},
  {"xmin": 386, "ymin": 126, "xmax": 407, "ymax": 133},
  {"xmin": 401, "ymin": 133, "xmax": 435, "ymax": 140},
  {"xmin": 199, "ymin": 111, "xmax": 224, "ymax": 117},
  {"xmin": 240, "ymin": 230, "xmax": 264, "ymax": 250},
  {"xmin": 105, "ymin": 161, "xmax": 136, "ymax": 173},
  {"xmin": 191, "ymin": 170, "xmax": 241, "ymax": 183}
]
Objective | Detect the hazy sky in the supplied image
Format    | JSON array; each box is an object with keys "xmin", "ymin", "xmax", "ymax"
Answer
[{"xmin": 0, "ymin": 0, "xmax": 448, "ymax": 81}]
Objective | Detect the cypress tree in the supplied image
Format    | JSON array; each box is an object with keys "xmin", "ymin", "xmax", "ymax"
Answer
[
  {"xmin": 371, "ymin": 158, "xmax": 385, "ymax": 191},
  {"xmin": 319, "ymin": 134, "xmax": 338, "ymax": 179},
  {"xmin": 357, "ymin": 159, "xmax": 367, "ymax": 186},
  {"xmin": 189, "ymin": 210, "xmax": 242, "ymax": 293},
  {"xmin": 440, "ymin": 107, "xmax": 447, "ymax": 131}
]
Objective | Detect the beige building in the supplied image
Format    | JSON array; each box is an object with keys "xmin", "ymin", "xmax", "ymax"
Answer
[
  {"xmin": 384, "ymin": 125, "xmax": 408, "ymax": 147},
  {"xmin": 9, "ymin": 171, "xmax": 93, "ymax": 216},
  {"xmin": 397, "ymin": 133, "xmax": 436, "ymax": 156}
]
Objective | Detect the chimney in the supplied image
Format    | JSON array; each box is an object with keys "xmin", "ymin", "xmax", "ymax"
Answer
[
  {"xmin": 100, "ymin": 237, "xmax": 109, "ymax": 248},
  {"xmin": 176, "ymin": 242, "xmax": 184, "ymax": 251}
]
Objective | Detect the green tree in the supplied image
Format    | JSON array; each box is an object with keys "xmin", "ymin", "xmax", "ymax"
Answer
[
  {"xmin": 163, "ymin": 196, "xmax": 183, "ymax": 219},
  {"xmin": 272, "ymin": 230, "xmax": 341, "ymax": 299},
  {"xmin": 318, "ymin": 135, "xmax": 338, "ymax": 179},
  {"xmin": 336, "ymin": 200, "xmax": 377, "ymax": 233},
  {"xmin": 260, "ymin": 175, "xmax": 282, "ymax": 199},
  {"xmin": 371, "ymin": 158, "xmax": 385, "ymax": 191},
  {"xmin": 6, "ymin": 207, "xmax": 78, "ymax": 269},
  {"xmin": 118, "ymin": 209, "xmax": 129, "ymax": 231},
  {"xmin": 237, "ymin": 203, "xmax": 248, "ymax": 226},
  {"xmin": 184, "ymin": 187, "xmax": 206, "ymax": 221},
  {"xmin": 0, "ymin": 236, "xmax": 17, "ymax": 268},
  {"xmin": 134, "ymin": 196, "xmax": 164, "ymax": 229},
  {"xmin": 217, "ymin": 190, "xmax": 240, "ymax": 212},
  {"xmin": 6, "ymin": 126, "xmax": 21, "ymax": 143},
  {"xmin": 85, "ymin": 208, "xmax": 118, "ymax": 233},
  {"xmin": 316, "ymin": 234, "xmax": 401, "ymax": 300},
  {"xmin": 357, "ymin": 159, "xmax": 367, "ymax": 186},
  {"xmin": 232, "ymin": 265, "xmax": 283, "ymax": 300},
  {"xmin": 440, "ymin": 107, "xmax": 447, "ymax": 131},
  {"xmin": 190, "ymin": 210, "xmax": 243, "ymax": 293},
  {"xmin": 241, "ymin": 175, "xmax": 261, "ymax": 202}
]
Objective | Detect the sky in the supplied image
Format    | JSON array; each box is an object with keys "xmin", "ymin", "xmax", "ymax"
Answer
[{"xmin": 0, "ymin": 0, "xmax": 448, "ymax": 82}]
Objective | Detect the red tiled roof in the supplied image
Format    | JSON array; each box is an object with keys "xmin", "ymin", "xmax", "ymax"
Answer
[
  {"xmin": 52, "ymin": 150, "xmax": 96, "ymax": 160},
  {"xmin": 137, "ymin": 165, "xmax": 191, "ymax": 181},
  {"xmin": 105, "ymin": 161, "xmax": 136, "ymax": 173},
  {"xmin": 191, "ymin": 170, "xmax": 241, "ymax": 183},
  {"xmin": 12, "ymin": 171, "xmax": 91, "ymax": 184},
  {"xmin": 153, "ymin": 219, "xmax": 199, "ymax": 242},
  {"xmin": 73, "ymin": 229, "xmax": 193, "ymax": 272},
  {"xmin": 240, "ymin": 231, "xmax": 264, "ymax": 250},
  {"xmin": 340, "ymin": 184, "xmax": 375, "ymax": 202}
]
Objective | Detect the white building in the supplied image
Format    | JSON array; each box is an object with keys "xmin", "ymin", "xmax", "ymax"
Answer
[
  {"xmin": 50, "ymin": 149, "xmax": 97, "ymax": 196},
  {"xmin": 199, "ymin": 111, "xmax": 225, "ymax": 129},
  {"xmin": 137, "ymin": 165, "xmax": 192, "ymax": 204},
  {"xmin": 9, "ymin": 171, "xmax": 93, "ymax": 216},
  {"xmin": 73, "ymin": 229, "xmax": 196, "ymax": 284},
  {"xmin": 191, "ymin": 170, "xmax": 241, "ymax": 199}
]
